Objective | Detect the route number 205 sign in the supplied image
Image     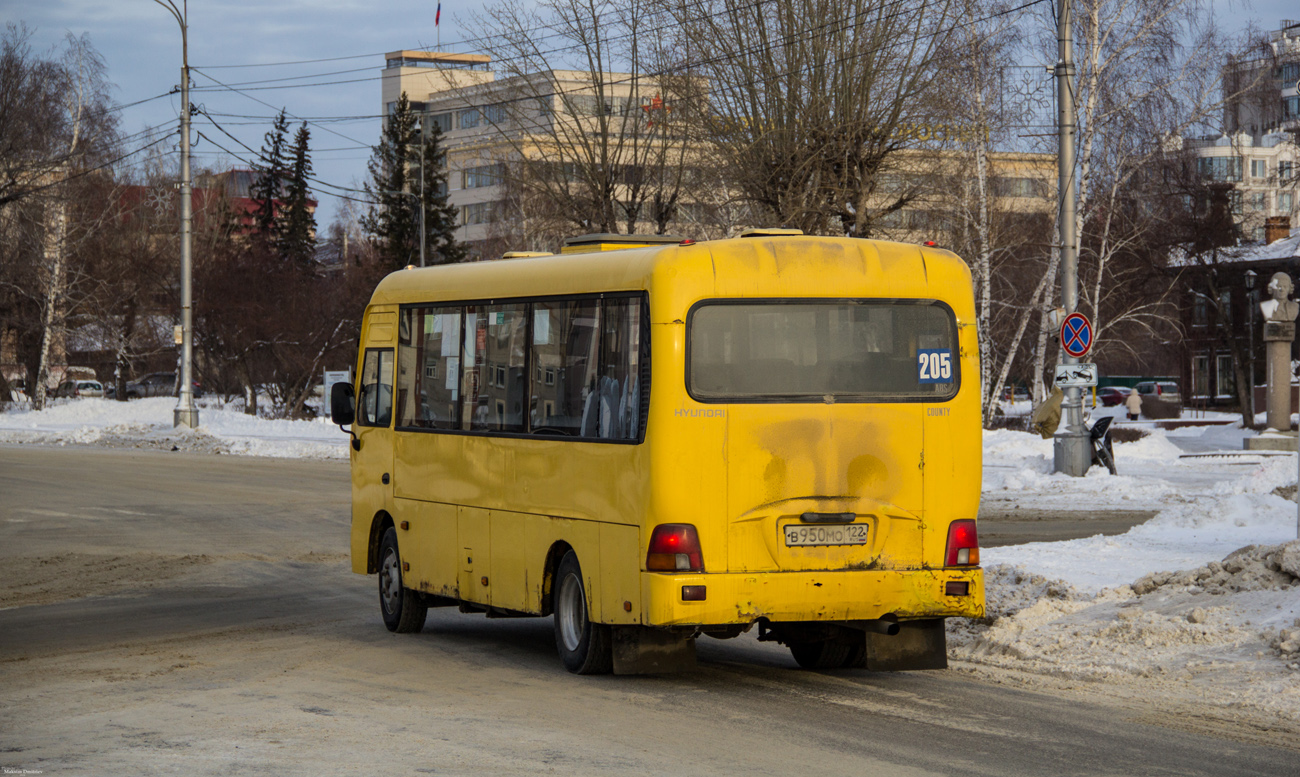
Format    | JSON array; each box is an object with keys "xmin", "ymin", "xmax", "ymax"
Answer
[{"xmin": 917, "ymin": 349, "xmax": 953, "ymax": 383}]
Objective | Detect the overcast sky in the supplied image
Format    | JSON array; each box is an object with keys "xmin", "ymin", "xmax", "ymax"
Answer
[{"xmin": 1, "ymin": 0, "xmax": 1296, "ymax": 230}]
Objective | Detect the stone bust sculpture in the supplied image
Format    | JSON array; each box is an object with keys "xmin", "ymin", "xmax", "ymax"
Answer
[{"xmin": 1260, "ymin": 272, "xmax": 1299, "ymax": 322}]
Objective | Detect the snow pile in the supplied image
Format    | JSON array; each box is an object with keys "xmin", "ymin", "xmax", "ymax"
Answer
[
  {"xmin": 1132, "ymin": 543, "xmax": 1300, "ymax": 598},
  {"xmin": 985, "ymin": 492, "xmax": 1299, "ymax": 592},
  {"xmin": 955, "ymin": 538, "xmax": 1300, "ymax": 721},
  {"xmin": 0, "ymin": 397, "xmax": 346, "ymax": 459},
  {"xmin": 982, "ymin": 428, "xmax": 1187, "ymax": 511}
]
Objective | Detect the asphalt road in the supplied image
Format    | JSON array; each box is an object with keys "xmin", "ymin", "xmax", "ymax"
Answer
[{"xmin": 1, "ymin": 444, "xmax": 1296, "ymax": 776}]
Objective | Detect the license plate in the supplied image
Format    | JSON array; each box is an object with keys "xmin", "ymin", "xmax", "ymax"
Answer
[{"xmin": 783, "ymin": 523, "xmax": 869, "ymax": 547}]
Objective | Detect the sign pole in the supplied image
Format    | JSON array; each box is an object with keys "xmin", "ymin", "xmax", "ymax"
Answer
[{"xmin": 1053, "ymin": 0, "xmax": 1088, "ymax": 476}]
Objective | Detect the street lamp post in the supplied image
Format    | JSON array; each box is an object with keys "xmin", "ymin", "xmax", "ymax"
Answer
[
  {"xmin": 153, "ymin": 0, "xmax": 198, "ymax": 429},
  {"xmin": 383, "ymin": 182, "xmax": 425, "ymax": 268},
  {"xmin": 1246, "ymin": 269, "xmax": 1258, "ymax": 422}
]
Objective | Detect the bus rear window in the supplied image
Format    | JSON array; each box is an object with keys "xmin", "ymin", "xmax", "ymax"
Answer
[{"xmin": 688, "ymin": 300, "xmax": 958, "ymax": 402}]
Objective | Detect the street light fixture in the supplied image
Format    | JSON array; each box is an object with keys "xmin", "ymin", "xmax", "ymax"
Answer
[{"xmin": 152, "ymin": 0, "xmax": 198, "ymax": 429}]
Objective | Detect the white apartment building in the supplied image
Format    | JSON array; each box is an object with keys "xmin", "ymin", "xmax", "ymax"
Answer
[
  {"xmin": 381, "ymin": 50, "xmax": 692, "ymax": 256},
  {"xmin": 380, "ymin": 49, "xmax": 1058, "ymax": 255},
  {"xmin": 1187, "ymin": 21, "xmax": 1300, "ymax": 243}
]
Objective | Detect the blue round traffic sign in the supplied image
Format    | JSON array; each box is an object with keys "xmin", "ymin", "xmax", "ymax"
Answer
[{"xmin": 1060, "ymin": 312, "xmax": 1093, "ymax": 358}]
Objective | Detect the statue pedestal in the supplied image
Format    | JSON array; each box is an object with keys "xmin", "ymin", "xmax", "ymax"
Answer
[
  {"xmin": 1264, "ymin": 320, "xmax": 1296, "ymax": 432},
  {"xmin": 1244, "ymin": 431, "xmax": 1298, "ymax": 452}
]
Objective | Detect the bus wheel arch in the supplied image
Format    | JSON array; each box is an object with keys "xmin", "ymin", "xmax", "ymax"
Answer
[
  {"xmin": 540, "ymin": 541, "xmax": 574, "ymax": 617},
  {"xmin": 367, "ymin": 511, "xmax": 394, "ymax": 574}
]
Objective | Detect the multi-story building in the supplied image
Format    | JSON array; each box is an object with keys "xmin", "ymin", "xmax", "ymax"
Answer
[
  {"xmin": 380, "ymin": 49, "xmax": 1057, "ymax": 257},
  {"xmin": 1185, "ymin": 21, "xmax": 1300, "ymax": 243}
]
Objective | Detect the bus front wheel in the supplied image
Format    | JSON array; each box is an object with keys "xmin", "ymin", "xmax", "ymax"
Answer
[
  {"xmin": 378, "ymin": 527, "xmax": 427, "ymax": 633},
  {"xmin": 553, "ymin": 550, "xmax": 612, "ymax": 674}
]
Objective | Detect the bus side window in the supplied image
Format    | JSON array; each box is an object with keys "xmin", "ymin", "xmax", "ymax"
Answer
[
  {"xmin": 357, "ymin": 348, "xmax": 394, "ymax": 428},
  {"xmin": 597, "ymin": 297, "xmax": 644, "ymax": 440},
  {"xmin": 531, "ymin": 299, "xmax": 599, "ymax": 436},
  {"xmin": 396, "ymin": 306, "xmax": 461, "ymax": 430}
]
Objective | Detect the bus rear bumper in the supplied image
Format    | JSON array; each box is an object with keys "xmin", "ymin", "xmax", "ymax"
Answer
[{"xmin": 639, "ymin": 567, "xmax": 984, "ymax": 627}]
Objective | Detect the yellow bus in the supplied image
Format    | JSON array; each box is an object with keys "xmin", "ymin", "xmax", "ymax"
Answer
[{"xmin": 331, "ymin": 230, "xmax": 984, "ymax": 675}]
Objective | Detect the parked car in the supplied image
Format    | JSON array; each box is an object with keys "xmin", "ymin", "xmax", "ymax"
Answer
[
  {"xmin": 112, "ymin": 373, "xmax": 203, "ymax": 400},
  {"xmin": 53, "ymin": 379, "xmax": 104, "ymax": 399},
  {"xmin": 1096, "ymin": 386, "xmax": 1131, "ymax": 407},
  {"xmin": 1134, "ymin": 381, "xmax": 1181, "ymax": 405}
]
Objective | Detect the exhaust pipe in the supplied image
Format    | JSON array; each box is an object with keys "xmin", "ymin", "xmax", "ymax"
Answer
[{"xmin": 845, "ymin": 616, "xmax": 900, "ymax": 636}]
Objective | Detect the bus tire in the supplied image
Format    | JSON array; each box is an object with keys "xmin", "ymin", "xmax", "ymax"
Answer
[
  {"xmin": 378, "ymin": 527, "xmax": 427, "ymax": 634},
  {"xmin": 790, "ymin": 640, "xmax": 852, "ymax": 670},
  {"xmin": 553, "ymin": 550, "xmax": 612, "ymax": 675}
]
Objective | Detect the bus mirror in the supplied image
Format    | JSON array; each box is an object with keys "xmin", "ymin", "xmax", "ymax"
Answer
[{"xmin": 331, "ymin": 382, "xmax": 356, "ymax": 426}]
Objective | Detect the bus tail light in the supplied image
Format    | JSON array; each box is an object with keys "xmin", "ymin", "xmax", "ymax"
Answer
[
  {"xmin": 945, "ymin": 520, "xmax": 980, "ymax": 567},
  {"xmin": 647, "ymin": 524, "xmax": 704, "ymax": 572}
]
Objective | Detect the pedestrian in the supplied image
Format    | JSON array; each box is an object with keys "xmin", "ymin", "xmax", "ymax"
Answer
[{"xmin": 1125, "ymin": 389, "xmax": 1142, "ymax": 421}]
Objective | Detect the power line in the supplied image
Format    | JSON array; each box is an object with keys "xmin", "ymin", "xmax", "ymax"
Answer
[
  {"xmin": 11, "ymin": 136, "xmax": 175, "ymax": 199},
  {"xmin": 196, "ymin": 112, "xmax": 378, "ymax": 203},
  {"xmin": 188, "ymin": 69, "xmax": 371, "ymax": 148}
]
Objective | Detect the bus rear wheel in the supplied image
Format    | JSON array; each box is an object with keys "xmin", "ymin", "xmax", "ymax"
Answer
[
  {"xmin": 553, "ymin": 550, "xmax": 612, "ymax": 674},
  {"xmin": 790, "ymin": 639, "xmax": 853, "ymax": 670},
  {"xmin": 378, "ymin": 527, "xmax": 427, "ymax": 633}
]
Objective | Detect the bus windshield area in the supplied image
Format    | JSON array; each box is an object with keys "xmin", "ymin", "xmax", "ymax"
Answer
[{"xmin": 688, "ymin": 300, "xmax": 958, "ymax": 402}]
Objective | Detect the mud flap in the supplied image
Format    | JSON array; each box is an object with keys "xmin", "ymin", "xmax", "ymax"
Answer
[
  {"xmin": 864, "ymin": 618, "xmax": 947, "ymax": 671},
  {"xmin": 611, "ymin": 626, "xmax": 697, "ymax": 675}
]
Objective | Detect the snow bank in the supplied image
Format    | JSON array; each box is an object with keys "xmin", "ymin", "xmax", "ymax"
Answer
[
  {"xmin": 986, "ymin": 493, "xmax": 1300, "ymax": 592},
  {"xmin": 0, "ymin": 397, "xmax": 346, "ymax": 459},
  {"xmin": 951, "ymin": 543, "xmax": 1300, "ymax": 722}
]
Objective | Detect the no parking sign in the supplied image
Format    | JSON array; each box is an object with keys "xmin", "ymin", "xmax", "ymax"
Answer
[{"xmin": 1059, "ymin": 312, "xmax": 1093, "ymax": 358}]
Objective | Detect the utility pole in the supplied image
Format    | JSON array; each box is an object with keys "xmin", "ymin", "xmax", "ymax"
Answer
[
  {"xmin": 1053, "ymin": 0, "xmax": 1088, "ymax": 475},
  {"xmin": 155, "ymin": 0, "xmax": 198, "ymax": 429},
  {"xmin": 417, "ymin": 144, "xmax": 427, "ymax": 267}
]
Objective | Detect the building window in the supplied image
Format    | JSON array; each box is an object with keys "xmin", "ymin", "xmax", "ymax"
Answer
[
  {"xmin": 1251, "ymin": 191, "xmax": 1267, "ymax": 210},
  {"xmin": 1192, "ymin": 294, "xmax": 1208, "ymax": 327},
  {"xmin": 1282, "ymin": 192, "xmax": 1296, "ymax": 213},
  {"xmin": 426, "ymin": 112, "xmax": 454, "ymax": 133},
  {"xmin": 1283, "ymin": 62, "xmax": 1300, "ymax": 82},
  {"xmin": 462, "ymin": 164, "xmax": 504, "ymax": 189},
  {"xmin": 462, "ymin": 201, "xmax": 499, "ymax": 225},
  {"xmin": 1280, "ymin": 161, "xmax": 1294, "ymax": 180},
  {"xmin": 1255, "ymin": 226, "xmax": 1267, "ymax": 242},
  {"xmin": 458, "ymin": 108, "xmax": 481, "ymax": 129},
  {"xmin": 1216, "ymin": 354, "xmax": 1236, "ymax": 398},
  {"xmin": 1284, "ymin": 96, "xmax": 1300, "ymax": 121},
  {"xmin": 992, "ymin": 177, "xmax": 1047, "ymax": 198},
  {"xmin": 1198, "ymin": 156, "xmax": 1242, "ymax": 182},
  {"xmin": 1193, "ymin": 354, "xmax": 1209, "ymax": 398},
  {"xmin": 1229, "ymin": 190, "xmax": 1243, "ymax": 216},
  {"xmin": 1251, "ymin": 159, "xmax": 1268, "ymax": 178}
]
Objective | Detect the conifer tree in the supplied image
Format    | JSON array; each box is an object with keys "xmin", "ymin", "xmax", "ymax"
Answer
[
  {"xmin": 280, "ymin": 122, "xmax": 317, "ymax": 269},
  {"xmin": 251, "ymin": 109, "xmax": 290, "ymax": 246},
  {"xmin": 419, "ymin": 121, "xmax": 466, "ymax": 264},
  {"xmin": 361, "ymin": 92, "xmax": 418, "ymax": 269}
]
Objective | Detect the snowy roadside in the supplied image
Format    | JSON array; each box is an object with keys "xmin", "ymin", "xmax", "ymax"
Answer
[
  {"xmin": 968, "ymin": 429, "xmax": 1300, "ymax": 725},
  {"xmin": 0, "ymin": 397, "xmax": 347, "ymax": 459}
]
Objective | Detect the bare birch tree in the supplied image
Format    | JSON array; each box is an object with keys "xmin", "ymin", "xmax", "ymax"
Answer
[
  {"xmin": 1025, "ymin": 0, "xmax": 1247, "ymax": 397},
  {"xmin": 669, "ymin": 0, "xmax": 958, "ymax": 235}
]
